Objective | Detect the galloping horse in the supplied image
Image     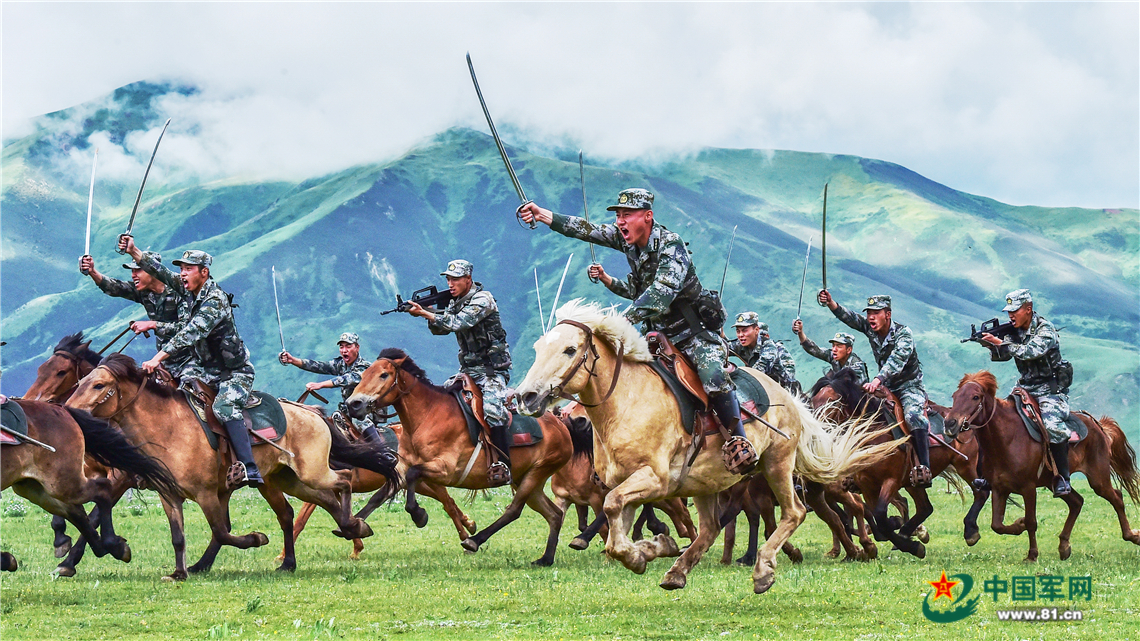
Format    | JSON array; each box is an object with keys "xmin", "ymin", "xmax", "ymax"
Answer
[
  {"xmin": 66, "ymin": 354, "xmax": 399, "ymax": 579},
  {"xmin": 514, "ymin": 301, "xmax": 901, "ymax": 594},
  {"xmin": 944, "ymin": 371, "xmax": 1140, "ymax": 561},
  {"xmin": 345, "ymin": 348, "xmax": 572, "ymax": 566},
  {"xmin": 809, "ymin": 368, "xmax": 988, "ymax": 558},
  {"xmin": 2, "ymin": 399, "xmax": 181, "ymax": 570}
]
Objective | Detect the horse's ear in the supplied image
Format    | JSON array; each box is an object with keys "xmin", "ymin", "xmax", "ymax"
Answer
[
  {"xmin": 391, "ymin": 357, "xmax": 407, "ymax": 368},
  {"xmin": 81, "ymin": 341, "xmax": 93, "ymax": 351}
]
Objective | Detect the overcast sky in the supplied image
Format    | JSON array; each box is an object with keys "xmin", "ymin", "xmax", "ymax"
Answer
[{"xmin": 3, "ymin": 2, "xmax": 1137, "ymax": 208}]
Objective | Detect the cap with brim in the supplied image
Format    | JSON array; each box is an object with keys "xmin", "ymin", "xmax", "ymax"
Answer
[
  {"xmin": 829, "ymin": 332, "xmax": 855, "ymax": 346},
  {"xmin": 440, "ymin": 259, "xmax": 473, "ymax": 278},
  {"xmin": 337, "ymin": 332, "xmax": 360, "ymax": 345},
  {"xmin": 1002, "ymin": 288, "xmax": 1032, "ymax": 312},
  {"xmin": 171, "ymin": 250, "xmax": 212, "ymax": 268},
  {"xmin": 863, "ymin": 295, "xmax": 892, "ymax": 311},
  {"xmin": 733, "ymin": 311, "xmax": 759, "ymax": 327},
  {"xmin": 606, "ymin": 188, "xmax": 654, "ymax": 211}
]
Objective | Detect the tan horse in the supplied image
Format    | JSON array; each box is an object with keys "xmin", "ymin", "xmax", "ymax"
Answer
[
  {"xmin": 514, "ymin": 301, "xmax": 901, "ymax": 593},
  {"xmin": 66, "ymin": 353, "xmax": 398, "ymax": 580},
  {"xmin": 345, "ymin": 348, "xmax": 572, "ymax": 566},
  {"xmin": 286, "ymin": 421, "xmax": 477, "ymax": 560},
  {"xmin": 2, "ymin": 400, "xmax": 181, "ymax": 570}
]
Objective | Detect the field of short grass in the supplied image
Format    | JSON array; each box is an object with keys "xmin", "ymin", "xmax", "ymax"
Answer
[{"xmin": 2, "ymin": 478, "xmax": 1138, "ymax": 640}]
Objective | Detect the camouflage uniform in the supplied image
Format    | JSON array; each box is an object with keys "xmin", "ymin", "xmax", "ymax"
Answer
[
  {"xmin": 296, "ymin": 355, "xmax": 370, "ymax": 410},
  {"xmin": 140, "ymin": 251, "xmax": 254, "ymax": 424},
  {"xmin": 799, "ymin": 332, "xmax": 870, "ymax": 384},
  {"xmin": 549, "ymin": 205, "xmax": 730, "ymax": 395},
  {"xmin": 94, "ymin": 252, "xmax": 193, "ymax": 376}
]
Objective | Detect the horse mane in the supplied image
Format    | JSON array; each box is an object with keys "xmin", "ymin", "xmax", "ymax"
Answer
[
  {"xmin": 376, "ymin": 348, "xmax": 443, "ymax": 392},
  {"xmin": 54, "ymin": 332, "xmax": 101, "ymax": 368},
  {"xmin": 810, "ymin": 367, "xmax": 885, "ymax": 416},
  {"xmin": 553, "ymin": 299, "xmax": 652, "ymax": 362},
  {"xmin": 97, "ymin": 353, "xmax": 180, "ymax": 398},
  {"xmin": 958, "ymin": 370, "xmax": 999, "ymax": 397}
]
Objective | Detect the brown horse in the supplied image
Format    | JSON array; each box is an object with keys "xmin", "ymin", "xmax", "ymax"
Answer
[
  {"xmin": 2, "ymin": 399, "xmax": 181, "ymax": 570},
  {"xmin": 944, "ymin": 371, "xmax": 1140, "ymax": 561},
  {"xmin": 286, "ymin": 421, "xmax": 477, "ymax": 560},
  {"xmin": 345, "ymin": 348, "xmax": 572, "ymax": 566},
  {"xmin": 806, "ymin": 367, "xmax": 988, "ymax": 559},
  {"xmin": 65, "ymin": 353, "xmax": 398, "ymax": 579}
]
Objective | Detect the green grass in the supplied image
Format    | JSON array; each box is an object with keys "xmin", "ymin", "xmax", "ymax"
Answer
[{"xmin": 2, "ymin": 479, "xmax": 1138, "ymax": 640}]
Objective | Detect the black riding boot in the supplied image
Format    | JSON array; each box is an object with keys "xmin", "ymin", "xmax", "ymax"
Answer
[
  {"xmin": 224, "ymin": 418, "xmax": 263, "ymax": 487},
  {"xmin": 361, "ymin": 424, "xmax": 382, "ymax": 442},
  {"xmin": 910, "ymin": 428, "xmax": 932, "ymax": 488},
  {"xmin": 710, "ymin": 392, "xmax": 758, "ymax": 475},
  {"xmin": 1049, "ymin": 441, "xmax": 1072, "ymax": 497},
  {"xmin": 487, "ymin": 422, "xmax": 513, "ymax": 486}
]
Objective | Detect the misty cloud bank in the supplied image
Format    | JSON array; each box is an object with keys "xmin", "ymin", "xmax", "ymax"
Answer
[{"xmin": 4, "ymin": 2, "xmax": 1137, "ymax": 208}]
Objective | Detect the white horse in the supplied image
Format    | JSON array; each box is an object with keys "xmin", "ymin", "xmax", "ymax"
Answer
[{"xmin": 515, "ymin": 300, "xmax": 901, "ymax": 594}]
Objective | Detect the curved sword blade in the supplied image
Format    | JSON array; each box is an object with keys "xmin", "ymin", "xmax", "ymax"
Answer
[
  {"xmin": 797, "ymin": 235, "xmax": 813, "ymax": 319},
  {"xmin": 466, "ymin": 53, "xmax": 534, "ymax": 228},
  {"xmin": 272, "ymin": 266, "xmax": 285, "ymax": 352},
  {"xmin": 84, "ymin": 149, "xmax": 99, "ymax": 257},
  {"xmin": 123, "ymin": 118, "xmax": 172, "ymax": 239}
]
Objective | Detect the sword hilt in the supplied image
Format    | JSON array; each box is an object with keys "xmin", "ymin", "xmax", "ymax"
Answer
[
  {"xmin": 588, "ymin": 261, "xmax": 601, "ymax": 284},
  {"xmin": 80, "ymin": 255, "xmax": 92, "ymax": 275},
  {"xmin": 817, "ymin": 289, "xmax": 829, "ymax": 307},
  {"xmin": 116, "ymin": 233, "xmax": 132, "ymax": 255},
  {"xmin": 515, "ymin": 200, "xmax": 536, "ymax": 230}
]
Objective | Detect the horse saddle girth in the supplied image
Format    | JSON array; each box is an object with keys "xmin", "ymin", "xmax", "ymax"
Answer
[
  {"xmin": 1010, "ymin": 387, "xmax": 1086, "ymax": 444},
  {"xmin": 181, "ymin": 381, "xmax": 287, "ymax": 451}
]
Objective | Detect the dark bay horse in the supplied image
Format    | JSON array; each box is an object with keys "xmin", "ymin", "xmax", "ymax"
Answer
[
  {"xmin": 810, "ymin": 368, "xmax": 989, "ymax": 558},
  {"xmin": 1, "ymin": 399, "xmax": 180, "ymax": 570},
  {"xmin": 945, "ymin": 371, "xmax": 1140, "ymax": 561},
  {"xmin": 346, "ymin": 348, "xmax": 572, "ymax": 566},
  {"xmin": 66, "ymin": 354, "xmax": 398, "ymax": 579}
]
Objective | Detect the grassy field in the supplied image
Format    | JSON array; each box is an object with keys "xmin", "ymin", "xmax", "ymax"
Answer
[{"xmin": 1, "ymin": 478, "xmax": 1138, "ymax": 640}]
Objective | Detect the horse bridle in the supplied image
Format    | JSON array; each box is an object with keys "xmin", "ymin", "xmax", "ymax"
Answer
[
  {"xmin": 356, "ymin": 359, "xmax": 410, "ymax": 418},
  {"xmin": 89, "ymin": 365, "xmax": 147, "ymax": 421},
  {"xmin": 547, "ymin": 319, "xmax": 624, "ymax": 408},
  {"xmin": 958, "ymin": 383, "xmax": 998, "ymax": 432},
  {"xmin": 50, "ymin": 350, "xmax": 87, "ymax": 401}
]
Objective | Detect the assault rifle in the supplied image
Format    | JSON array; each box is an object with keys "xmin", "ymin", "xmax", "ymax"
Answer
[
  {"xmin": 961, "ymin": 318, "xmax": 1019, "ymax": 344},
  {"xmin": 380, "ymin": 286, "xmax": 454, "ymax": 316}
]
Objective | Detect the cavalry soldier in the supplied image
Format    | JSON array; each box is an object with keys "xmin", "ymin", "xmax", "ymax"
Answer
[
  {"xmin": 402, "ymin": 259, "xmax": 514, "ymax": 486},
  {"xmin": 79, "ymin": 253, "xmax": 192, "ymax": 376},
  {"xmin": 279, "ymin": 332, "xmax": 383, "ymax": 442},
  {"xmin": 728, "ymin": 313, "xmax": 799, "ymax": 394},
  {"xmin": 976, "ymin": 288, "xmax": 1074, "ymax": 496},
  {"xmin": 792, "ymin": 319, "xmax": 870, "ymax": 384},
  {"xmin": 519, "ymin": 189, "xmax": 759, "ymax": 475},
  {"xmin": 120, "ymin": 237, "xmax": 262, "ymax": 487},
  {"xmin": 818, "ymin": 291, "xmax": 932, "ymax": 487}
]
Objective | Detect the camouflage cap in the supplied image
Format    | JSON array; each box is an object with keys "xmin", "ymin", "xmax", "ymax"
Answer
[
  {"xmin": 863, "ymin": 295, "xmax": 892, "ymax": 311},
  {"xmin": 829, "ymin": 332, "xmax": 855, "ymax": 346},
  {"xmin": 440, "ymin": 259, "xmax": 473, "ymax": 278},
  {"xmin": 337, "ymin": 332, "xmax": 360, "ymax": 346},
  {"xmin": 1003, "ymin": 288, "xmax": 1032, "ymax": 312},
  {"xmin": 606, "ymin": 188, "xmax": 654, "ymax": 211},
  {"xmin": 733, "ymin": 311, "xmax": 759, "ymax": 327},
  {"xmin": 171, "ymin": 250, "xmax": 212, "ymax": 268},
  {"xmin": 122, "ymin": 253, "xmax": 160, "ymax": 270}
]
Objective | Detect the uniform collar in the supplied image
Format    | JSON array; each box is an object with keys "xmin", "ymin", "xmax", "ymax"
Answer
[
  {"xmin": 453, "ymin": 282, "xmax": 483, "ymax": 307},
  {"xmin": 629, "ymin": 223, "xmax": 664, "ymax": 256}
]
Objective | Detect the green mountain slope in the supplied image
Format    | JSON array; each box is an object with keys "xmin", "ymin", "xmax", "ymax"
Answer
[{"xmin": 2, "ymin": 81, "xmax": 1136, "ymax": 439}]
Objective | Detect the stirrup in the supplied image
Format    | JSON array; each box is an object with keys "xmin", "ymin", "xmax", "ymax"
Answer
[
  {"xmin": 487, "ymin": 461, "xmax": 512, "ymax": 487},
  {"xmin": 909, "ymin": 465, "xmax": 932, "ymax": 488},
  {"xmin": 722, "ymin": 436, "xmax": 759, "ymax": 475},
  {"xmin": 1053, "ymin": 477, "xmax": 1072, "ymax": 497},
  {"xmin": 227, "ymin": 461, "xmax": 250, "ymax": 489}
]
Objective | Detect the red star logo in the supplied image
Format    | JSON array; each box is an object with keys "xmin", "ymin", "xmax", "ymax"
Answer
[{"xmin": 928, "ymin": 571, "xmax": 959, "ymax": 601}]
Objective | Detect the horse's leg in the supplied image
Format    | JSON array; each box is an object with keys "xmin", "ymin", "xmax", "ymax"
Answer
[
  {"xmin": 420, "ymin": 482, "xmax": 476, "ymax": 538},
  {"xmin": 752, "ymin": 455, "xmax": 808, "ymax": 595},
  {"xmin": 188, "ymin": 492, "xmax": 270, "ymax": 574},
  {"xmin": 720, "ymin": 515, "xmax": 737, "ymax": 565},
  {"xmin": 603, "ymin": 466, "xmax": 673, "ymax": 575},
  {"xmin": 402, "ymin": 467, "xmax": 429, "ymax": 528},
  {"xmin": 158, "ymin": 497, "xmax": 188, "ymax": 581},
  {"xmin": 989, "ymin": 487, "xmax": 1027, "ymax": 536},
  {"xmin": 805, "ymin": 481, "xmax": 861, "ymax": 562},
  {"xmin": 657, "ymin": 498, "xmax": 696, "ymax": 541},
  {"xmin": 660, "ymin": 493, "xmax": 721, "ymax": 590},
  {"xmin": 259, "ymin": 485, "xmax": 297, "ymax": 572},
  {"xmin": 1082, "ymin": 455, "xmax": 1140, "ymax": 547},
  {"xmin": 631, "ymin": 506, "xmax": 650, "ymax": 541},
  {"xmin": 643, "ymin": 506, "xmax": 670, "ymax": 537},
  {"xmin": 1055, "ymin": 488, "xmax": 1084, "ymax": 561},
  {"xmin": 570, "ymin": 493, "xmax": 608, "ymax": 550},
  {"xmin": 574, "ymin": 503, "xmax": 589, "ymax": 532},
  {"xmin": 841, "ymin": 490, "xmax": 877, "ymax": 560},
  {"xmin": 870, "ymin": 481, "xmax": 925, "ymax": 557},
  {"xmin": 51, "ymin": 514, "xmax": 72, "ymax": 558},
  {"xmin": 1022, "ymin": 489, "xmax": 1039, "ymax": 562},
  {"xmin": 742, "ymin": 490, "xmax": 769, "ymax": 566},
  {"xmin": 523, "ymin": 486, "xmax": 565, "ymax": 566},
  {"xmin": 898, "ymin": 487, "xmax": 934, "ymax": 539},
  {"xmin": 282, "ymin": 503, "xmax": 318, "ymax": 562},
  {"xmin": 461, "ymin": 468, "xmax": 561, "ymax": 557}
]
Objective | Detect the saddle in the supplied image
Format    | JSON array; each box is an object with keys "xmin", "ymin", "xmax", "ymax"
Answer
[
  {"xmin": 181, "ymin": 380, "xmax": 288, "ymax": 453},
  {"xmin": 1010, "ymin": 387, "xmax": 1088, "ymax": 479},
  {"xmin": 448, "ymin": 374, "xmax": 544, "ymax": 450},
  {"xmin": 0, "ymin": 399, "xmax": 27, "ymax": 446}
]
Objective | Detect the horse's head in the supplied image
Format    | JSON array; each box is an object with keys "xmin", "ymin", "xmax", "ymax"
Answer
[
  {"xmin": 515, "ymin": 300, "xmax": 651, "ymax": 417},
  {"xmin": 26, "ymin": 333, "xmax": 99, "ymax": 402},
  {"xmin": 944, "ymin": 370, "xmax": 999, "ymax": 438},
  {"xmin": 345, "ymin": 348, "xmax": 420, "ymax": 420},
  {"xmin": 65, "ymin": 353, "xmax": 141, "ymax": 419},
  {"xmin": 808, "ymin": 367, "xmax": 871, "ymax": 422}
]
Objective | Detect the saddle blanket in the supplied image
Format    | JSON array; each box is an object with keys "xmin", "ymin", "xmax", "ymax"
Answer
[
  {"xmin": 1, "ymin": 400, "xmax": 28, "ymax": 445},
  {"xmin": 1010, "ymin": 393, "xmax": 1087, "ymax": 444},
  {"xmin": 453, "ymin": 392, "xmax": 545, "ymax": 448},
  {"xmin": 186, "ymin": 390, "xmax": 287, "ymax": 451}
]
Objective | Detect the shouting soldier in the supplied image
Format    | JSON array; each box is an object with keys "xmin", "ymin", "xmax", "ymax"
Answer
[
  {"xmin": 792, "ymin": 320, "xmax": 870, "ymax": 384},
  {"xmin": 279, "ymin": 332, "xmax": 384, "ymax": 442},
  {"xmin": 519, "ymin": 189, "xmax": 759, "ymax": 475}
]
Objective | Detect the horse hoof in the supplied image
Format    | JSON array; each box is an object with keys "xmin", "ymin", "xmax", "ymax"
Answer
[
  {"xmin": 461, "ymin": 538, "xmax": 480, "ymax": 554},
  {"xmin": 1059, "ymin": 541, "xmax": 1072, "ymax": 561},
  {"xmin": 531, "ymin": 557, "xmax": 554, "ymax": 567},
  {"xmin": 53, "ymin": 565, "xmax": 76, "ymax": 578},
  {"xmin": 1, "ymin": 553, "xmax": 17, "ymax": 572},
  {"xmin": 187, "ymin": 564, "xmax": 210, "ymax": 574},
  {"xmin": 753, "ymin": 573, "xmax": 776, "ymax": 595},
  {"xmin": 915, "ymin": 526, "xmax": 930, "ymax": 544},
  {"xmin": 163, "ymin": 570, "xmax": 188, "ymax": 582},
  {"xmin": 965, "ymin": 531, "xmax": 981, "ymax": 547},
  {"xmin": 357, "ymin": 521, "xmax": 374, "ymax": 539},
  {"xmin": 660, "ymin": 571, "xmax": 687, "ymax": 590},
  {"xmin": 54, "ymin": 540, "xmax": 73, "ymax": 559},
  {"xmin": 253, "ymin": 532, "xmax": 270, "ymax": 547},
  {"xmin": 275, "ymin": 552, "xmax": 286, "ymax": 563},
  {"xmin": 912, "ymin": 542, "xmax": 926, "ymax": 559},
  {"xmin": 787, "ymin": 548, "xmax": 804, "ymax": 564},
  {"xmin": 825, "ymin": 549, "xmax": 840, "ymax": 559},
  {"xmin": 465, "ymin": 520, "xmax": 478, "ymax": 534},
  {"xmin": 117, "ymin": 542, "xmax": 132, "ymax": 564},
  {"xmin": 655, "ymin": 534, "xmax": 681, "ymax": 558},
  {"xmin": 864, "ymin": 545, "xmax": 878, "ymax": 561},
  {"xmin": 735, "ymin": 555, "xmax": 756, "ymax": 567},
  {"xmin": 568, "ymin": 537, "xmax": 590, "ymax": 551},
  {"xmin": 276, "ymin": 562, "xmax": 297, "ymax": 573},
  {"xmin": 410, "ymin": 508, "xmax": 429, "ymax": 529}
]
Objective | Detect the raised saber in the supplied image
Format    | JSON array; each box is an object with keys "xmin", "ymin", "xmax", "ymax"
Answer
[
  {"xmin": 271, "ymin": 266, "xmax": 285, "ymax": 356},
  {"xmin": 118, "ymin": 118, "xmax": 172, "ymax": 253},
  {"xmin": 579, "ymin": 151, "xmax": 599, "ymax": 283},
  {"xmin": 466, "ymin": 53, "xmax": 534, "ymax": 229},
  {"xmin": 796, "ymin": 235, "xmax": 814, "ymax": 320},
  {"xmin": 548, "ymin": 253, "xmax": 574, "ymax": 330},
  {"xmin": 81, "ymin": 149, "xmax": 99, "ymax": 274},
  {"xmin": 718, "ymin": 225, "xmax": 739, "ymax": 295},
  {"xmin": 818, "ymin": 182, "xmax": 829, "ymax": 305}
]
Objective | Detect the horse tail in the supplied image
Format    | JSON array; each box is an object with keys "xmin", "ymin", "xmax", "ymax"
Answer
[
  {"xmin": 66, "ymin": 407, "xmax": 182, "ymax": 500},
  {"xmin": 791, "ymin": 395, "xmax": 907, "ymax": 484},
  {"xmin": 1098, "ymin": 415, "xmax": 1140, "ymax": 505},
  {"xmin": 566, "ymin": 416, "xmax": 594, "ymax": 460},
  {"xmin": 326, "ymin": 420, "xmax": 401, "ymax": 501}
]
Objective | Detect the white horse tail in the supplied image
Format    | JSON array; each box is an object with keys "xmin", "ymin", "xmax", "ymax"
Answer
[{"xmin": 791, "ymin": 396, "xmax": 906, "ymax": 484}]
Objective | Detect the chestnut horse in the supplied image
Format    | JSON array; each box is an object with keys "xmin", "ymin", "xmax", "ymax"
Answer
[
  {"xmin": 2, "ymin": 399, "xmax": 180, "ymax": 570},
  {"xmin": 809, "ymin": 368, "xmax": 988, "ymax": 558},
  {"xmin": 346, "ymin": 348, "xmax": 572, "ymax": 566},
  {"xmin": 944, "ymin": 371, "xmax": 1140, "ymax": 561},
  {"xmin": 66, "ymin": 354, "xmax": 399, "ymax": 579},
  {"xmin": 515, "ymin": 301, "xmax": 901, "ymax": 593}
]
